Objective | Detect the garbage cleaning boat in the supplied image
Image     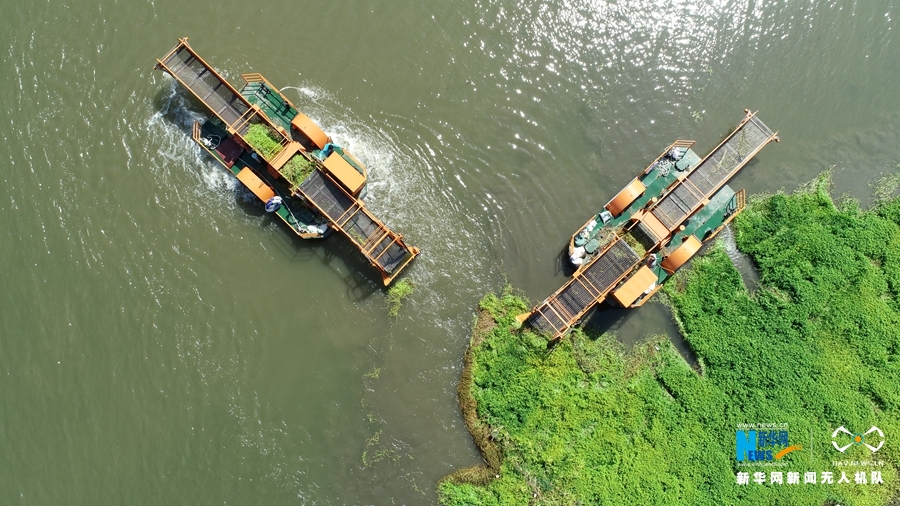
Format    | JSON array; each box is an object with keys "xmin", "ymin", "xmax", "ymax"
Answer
[
  {"xmin": 520, "ymin": 110, "xmax": 779, "ymax": 339},
  {"xmin": 155, "ymin": 38, "xmax": 419, "ymax": 285}
]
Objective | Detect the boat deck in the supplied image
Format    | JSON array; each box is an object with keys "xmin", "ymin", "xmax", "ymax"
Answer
[
  {"xmin": 193, "ymin": 120, "xmax": 325, "ymax": 237},
  {"xmin": 241, "ymin": 80, "xmax": 298, "ymax": 134},
  {"xmin": 669, "ymin": 185, "xmax": 737, "ymax": 247},
  {"xmin": 573, "ymin": 147, "xmax": 703, "ymax": 264},
  {"xmin": 642, "ymin": 185, "xmax": 741, "ymax": 294},
  {"xmin": 604, "ymin": 149, "xmax": 702, "ymax": 231}
]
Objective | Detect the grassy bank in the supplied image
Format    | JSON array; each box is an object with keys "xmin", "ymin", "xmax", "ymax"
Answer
[{"xmin": 440, "ymin": 174, "xmax": 900, "ymax": 505}]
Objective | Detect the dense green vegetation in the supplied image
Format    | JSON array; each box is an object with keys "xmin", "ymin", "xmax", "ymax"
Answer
[
  {"xmin": 244, "ymin": 123, "xmax": 283, "ymax": 159},
  {"xmin": 281, "ymin": 155, "xmax": 316, "ymax": 190},
  {"xmin": 440, "ymin": 174, "xmax": 900, "ymax": 505}
]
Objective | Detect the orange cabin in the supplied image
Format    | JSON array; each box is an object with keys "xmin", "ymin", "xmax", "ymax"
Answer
[
  {"xmin": 661, "ymin": 235, "xmax": 702, "ymax": 274},
  {"xmin": 606, "ymin": 179, "xmax": 646, "ymax": 217}
]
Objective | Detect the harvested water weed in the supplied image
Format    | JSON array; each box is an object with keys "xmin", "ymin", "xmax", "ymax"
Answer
[
  {"xmin": 281, "ymin": 155, "xmax": 316, "ymax": 191},
  {"xmin": 871, "ymin": 168, "xmax": 900, "ymax": 205},
  {"xmin": 244, "ymin": 123, "xmax": 282, "ymax": 159}
]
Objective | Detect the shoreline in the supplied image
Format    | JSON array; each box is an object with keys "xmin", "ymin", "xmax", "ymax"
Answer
[{"xmin": 439, "ymin": 309, "xmax": 503, "ymax": 488}]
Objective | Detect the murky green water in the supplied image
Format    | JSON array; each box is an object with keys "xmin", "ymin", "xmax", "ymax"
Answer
[{"xmin": 2, "ymin": 0, "xmax": 899, "ymax": 503}]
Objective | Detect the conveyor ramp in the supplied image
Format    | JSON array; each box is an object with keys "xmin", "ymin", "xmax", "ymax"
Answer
[
  {"xmin": 157, "ymin": 41, "xmax": 253, "ymax": 134},
  {"xmin": 297, "ymin": 170, "xmax": 417, "ymax": 283},
  {"xmin": 528, "ymin": 238, "xmax": 640, "ymax": 338},
  {"xmin": 649, "ymin": 113, "xmax": 777, "ymax": 233}
]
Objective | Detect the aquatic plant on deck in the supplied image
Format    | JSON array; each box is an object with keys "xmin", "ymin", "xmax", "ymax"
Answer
[
  {"xmin": 280, "ymin": 154, "xmax": 317, "ymax": 191},
  {"xmin": 244, "ymin": 123, "xmax": 283, "ymax": 160}
]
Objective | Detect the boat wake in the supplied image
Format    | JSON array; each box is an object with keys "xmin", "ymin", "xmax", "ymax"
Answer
[
  {"xmin": 280, "ymin": 81, "xmax": 500, "ymax": 332},
  {"xmin": 146, "ymin": 79, "xmax": 246, "ymax": 201}
]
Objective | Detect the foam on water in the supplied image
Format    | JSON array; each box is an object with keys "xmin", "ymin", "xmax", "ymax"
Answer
[
  {"xmin": 719, "ymin": 225, "xmax": 759, "ymax": 291},
  {"xmin": 146, "ymin": 79, "xmax": 246, "ymax": 204}
]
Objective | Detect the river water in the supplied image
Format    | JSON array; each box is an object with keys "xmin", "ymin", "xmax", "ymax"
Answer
[{"xmin": 1, "ymin": 0, "xmax": 898, "ymax": 504}]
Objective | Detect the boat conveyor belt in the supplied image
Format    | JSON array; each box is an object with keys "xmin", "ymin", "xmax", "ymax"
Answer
[
  {"xmin": 528, "ymin": 238, "xmax": 640, "ymax": 338},
  {"xmin": 297, "ymin": 170, "xmax": 417, "ymax": 280},
  {"xmin": 157, "ymin": 42, "xmax": 256, "ymax": 135},
  {"xmin": 646, "ymin": 112, "xmax": 777, "ymax": 234}
]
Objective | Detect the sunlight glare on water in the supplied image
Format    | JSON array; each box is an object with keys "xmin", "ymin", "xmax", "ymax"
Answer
[{"xmin": 0, "ymin": 0, "xmax": 898, "ymax": 503}]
